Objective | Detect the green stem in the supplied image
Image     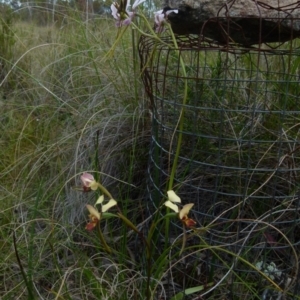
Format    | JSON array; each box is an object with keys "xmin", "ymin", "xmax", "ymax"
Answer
[
  {"xmin": 117, "ymin": 213, "xmax": 152, "ymax": 299},
  {"xmin": 166, "ymin": 23, "xmax": 188, "ymax": 190},
  {"xmin": 97, "ymin": 221, "xmax": 112, "ymax": 254},
  {"xmin": 159, "ymin": 24, "xmax": 188, "ymax": 253},
  {"xmin": 97, "ymin": 182, "xmax": 113, "ymax": 199},
  {"xmin": 130, "ymin": 16, "xmax": 189, "ymax": 191},
  {"xmin": 102, "ymin": 26, "xmax": 129, "ymax": 61},
  {"xmin": 13, "ymin": 231, "xmax": 35, "ymax": 299},
  {"xmin": 132, "ymin": 27, "xmax": 139, "ymax": 102},
  {"xmin": 131, "ymin": 14, "xmax": 173, "ymax": 49}
]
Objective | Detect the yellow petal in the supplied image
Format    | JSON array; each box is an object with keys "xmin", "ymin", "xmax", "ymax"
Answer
[
  {"xmin": 179, "ymin": 203, "xmax": 194, "ymax": 220},
  {"xmin": 164, "ymin": 200, "xmax": 179, "ymax": 213},
  {"xmin": 102, "ymin": 199, "xmax": 117, "ymax": 212},
  {"xmin": 167, "ymin": 190, "xmax": 181, "ymax": 203},
  {"xmin": 89, "ymin": 181, "xmax": 99, "ymax": 191},
  {"xmin": 86, "ymin": 204, "xmax": 100, "ymax": 220},
  {"xmin": 95, "ymin": 195, "xmax": 104, "ymax": 205}
]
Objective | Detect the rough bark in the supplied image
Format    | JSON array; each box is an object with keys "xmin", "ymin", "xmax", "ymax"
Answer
[{"xmin": 163, "ymin": 0, "xmax": 300, "ymax": 45}]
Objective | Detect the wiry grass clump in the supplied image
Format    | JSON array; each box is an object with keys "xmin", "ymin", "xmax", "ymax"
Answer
[{"xmin": 0, "ymin": 7, "xmax": 152, "ymax": 299}]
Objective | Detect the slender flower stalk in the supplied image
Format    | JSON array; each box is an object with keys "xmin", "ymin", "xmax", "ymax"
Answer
[
  {"xmin": 166, "ymin": 22, "xmax": 188, "ymax": 191},
  {"xmin": 109, "ymin": 0, "xmax": 185, "ymax": 200},
  {"xmin": 97, "ymin": 218, "xmax": 113, "ymax": 254}
]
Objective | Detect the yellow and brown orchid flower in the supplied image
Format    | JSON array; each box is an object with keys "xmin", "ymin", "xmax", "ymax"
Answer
[{"xmin": 164, "ymin": 190, "xmax": 196, "ymax": 228}]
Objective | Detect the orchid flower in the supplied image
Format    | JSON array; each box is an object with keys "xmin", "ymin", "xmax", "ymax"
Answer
[
  {"xmin": 85, "ymin": 196, "xmax": 117, "ymax": 231},
  {"xmin": 111, "ymin": 0, "xmax": 132, "ymax": 27},
  {"xmin": 111, "ymin": 0, "xmax": 146, "ymax": 27},
  {"xmin": 86, "ymin": 204, "xmax": 101, "ymax": 231},
  {"xmin": 154, "ymin": 9, "xmax": 178, "ymax": 33},
  {"xmin": 179, "ymin": 203, "xmax": 197, "ymax": 228},
  {"xmin": 154, "ymin": 9, "xmax": 165, "ymax": 33},
  {"xmin": 80, "ymin": 172, "xmax": 98, "ymax": 192},
  {"xmin": 164, "ymin": 190, "xmax": 196, "ymax": 228}
]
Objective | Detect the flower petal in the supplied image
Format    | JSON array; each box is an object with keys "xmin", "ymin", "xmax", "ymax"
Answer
[
  {"xmin": 132, "ymin": 0, "xmax": 146, "ymax": 10},
  {"xmin": 165, "ymin": 9, "xmax": 178, "ymax": 15},
  {"xmin": 111, "ymin": 3, "xmax": 119, "ymax": 19},
  {"xmin": 80, "ymin": 172, "xmax": 98, "ymax": 190},
  {"xmin": 122, "ymin": 16, "xmax": 132, "ymax": 26},
  {"xmin": 154, "ymin": 10, "xmax": 165, "ymax": 26},
  {"xmin": 95, "ymin": 195, "xmax": 104, "ymax": 205},
  {"xmin": 164, "ymin": 200, "xmax": 179, "ymax": 213},
  {"xmin": 86, "ymin": 204, "xmax": 100, "ymax": 220},
  {"xmin": 167, "ymin": 190, "xmax": 181, "ymax": 203},
  {"xmin": 102, "ymin": 199, "xmax": 117, "ymax": 212},
  {"xmin": 89, "ymin": 181, "xmax": 99, "ymax": 191},
  {"xmin": 80, "ymin": 172, "xmax": 95, "ymax": 187},
  {"xmin": 85, "ymin": 221, "xmax": 97, "ymax": 231},
  {"xmin": 125, "ymin": 0, "xmax": 131, "ymax": 10},
  {"xmin": 182, "ymin": 217, "xmax": 197, "ymax": 228},
  {"xmin": 179, "ymin": 203, "xmax": 194, "ymax": 220}
]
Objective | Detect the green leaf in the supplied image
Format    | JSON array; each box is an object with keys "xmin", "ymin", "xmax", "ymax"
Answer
[
  {"xmin": 101, "ymin": 212, "xmax": 118, "ymax": 219},
  {"xmin": 117, "ymin": 213, "xmax": 139, "ymax": 233},
  {"xmin": 171, "ymin": 282, "xmax": 214, "ymax": 299},
  {"xmin": 170, "ymin": 292, "xmax": 184, "ymax": 300},
  {"xmin": 164, "ymin": 212, "xmax": 178, "ymax": 218},
  {"xmin": 185, "ymin": 285, "xmax": 206, "ymax": 294}
]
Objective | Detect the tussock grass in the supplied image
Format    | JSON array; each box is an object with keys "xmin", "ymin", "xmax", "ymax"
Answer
[{"xmin": 0, "ymin": 8, "xmax": 151, "ymax": 299}]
